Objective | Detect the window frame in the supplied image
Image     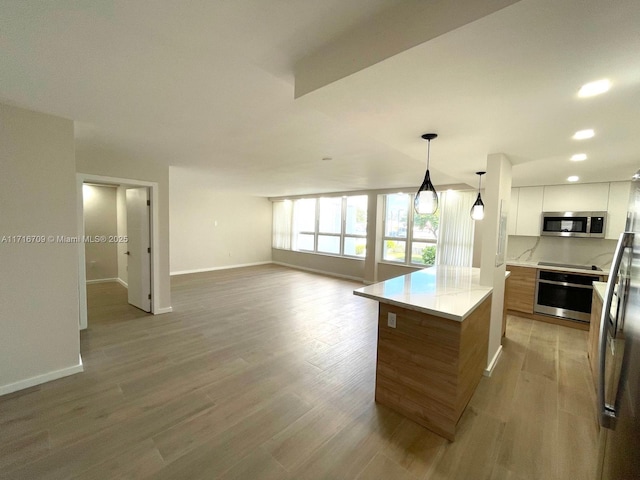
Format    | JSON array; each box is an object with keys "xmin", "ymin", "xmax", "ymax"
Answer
[
  {"xmin": 317, "ymin": 196, "xmax": 344, "ymax": 255},
  {"xmin": 342, "ymin": 195, "xmax": 368, "ymax": 258},
  {"xmin": 277, "ymin": 195, "xmax": 368, "ymax": 259},
  {"xmin": 381, "ymin": 193, "xmax": 439, "ymax": 266},
  {"xmin": 293, "ymin": 198, "xmax": 318, "ymax": 252}
]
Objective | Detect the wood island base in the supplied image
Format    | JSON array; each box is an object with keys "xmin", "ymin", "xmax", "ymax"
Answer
[{"xmin": 374, "ymin": 295, "xmax": 492, "ymax": 441}]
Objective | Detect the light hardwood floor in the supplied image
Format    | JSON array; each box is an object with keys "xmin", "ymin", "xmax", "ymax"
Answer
[{"xmin": 0, "ymin": 265, "xmax": 599, "ymax": 479}]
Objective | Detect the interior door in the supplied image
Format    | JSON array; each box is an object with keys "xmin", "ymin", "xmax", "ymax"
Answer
[{"xmin": 126, "ymin": 187, "xmax": 151, "ymax": 312}]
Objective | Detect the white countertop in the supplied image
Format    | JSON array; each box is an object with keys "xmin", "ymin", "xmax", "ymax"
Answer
[
  {"xmin": 353, "ymin": 266, "xmax": 493, "ymax": 322},
  {"xmin": 593, "ymin": 280, "xmax": 618, "ymax": 322},
  {"xmin": 507, "ymin": 260, "xmax": 607, "ymax": 277},
  {"xmin": 593, "ymin": 281, "xmax": 607, "ymax": 302}
]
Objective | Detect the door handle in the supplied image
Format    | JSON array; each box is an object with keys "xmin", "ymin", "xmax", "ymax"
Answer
[
  {"xmin": 125, "ymin": 251, "xmax": 130, "ymax": 255},
  {"xmin": 598, "ymin": 231, "xmax": 633, "ymax": 429},
  {"xmin": 537, "ymin": 279, "xmax": 594, "ymax": 289}
]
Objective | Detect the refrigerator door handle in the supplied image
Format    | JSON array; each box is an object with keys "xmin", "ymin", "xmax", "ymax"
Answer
[{"xmin": 598, "ymin": 231, "xmax": 634, "ymax": 429}]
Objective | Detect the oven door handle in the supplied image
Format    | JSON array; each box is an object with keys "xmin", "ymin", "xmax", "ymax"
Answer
[
  {"xmin": 537, "ymin": 279, "xmax": 594, "ymax": 289},
  {"xmin": 598, "ymin": 231, "xmax": 633, "ymax": 429}
]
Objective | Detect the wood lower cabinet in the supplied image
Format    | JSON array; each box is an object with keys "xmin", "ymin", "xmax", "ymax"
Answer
[
  {"xmin": 505, "ymin": 266, "xmax": 536, "ymax": 314},
  {"xmin": 588, "ymin": 289, "xmax": 604, "ymax": 391},
  {"xmin": 506, "ymin": 265, "xmax": 604, "ymax": 331},
  {"xmin": 375, "ymin": 297, "xmax": 491, "ymax": 441}
]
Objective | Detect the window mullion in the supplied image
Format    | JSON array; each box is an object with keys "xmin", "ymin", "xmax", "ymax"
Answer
[
  {"xmin": 381, "ymin": 197, "xmax": 387, "ymax": 262},
  {"xmin": 406, "ymin": 194, "xmax": 413, "ymax": 265},
  {"xmin": 289, "ymin": 201, "xmax": 294, "ymax": 249},
  {"xmin": 314, "ymin": 198, "xmax": 319, "ymax": 252},
  {"xmin": 340, "ymin": 197, "xmax": 346, "ymax": 255}
]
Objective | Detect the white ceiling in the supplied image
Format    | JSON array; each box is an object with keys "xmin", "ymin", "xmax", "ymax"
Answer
[{"xmin": 1, "ymin": 0, "xmax": 639, "ymax": 197}]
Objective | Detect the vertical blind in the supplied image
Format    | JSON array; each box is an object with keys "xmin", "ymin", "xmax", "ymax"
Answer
[
  {"xmin": 272, "ymin": 200, "xmax": 292, "ymax": 250},
  {"xmin": 435, "ymin": 190, "xmax": 476, "ymax": 267},
  {"xmin": 273, "ymin": 191, "xmax": 476, "ymax": 267}
]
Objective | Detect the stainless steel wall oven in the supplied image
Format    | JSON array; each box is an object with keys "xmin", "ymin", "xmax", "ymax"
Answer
[{"xmin": 534, "ymin": 268, "xmax": 603, "ymax": 323}]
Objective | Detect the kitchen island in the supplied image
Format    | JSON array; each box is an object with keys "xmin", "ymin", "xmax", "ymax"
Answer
[{"xmin": 354, "ymin": 266, "xmax": 492, "ymax": 441}]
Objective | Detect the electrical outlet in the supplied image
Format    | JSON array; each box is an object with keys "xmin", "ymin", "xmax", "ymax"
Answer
[{"xmin": 387, "ymin": 312, "xmax": 396, "ymax": 328}]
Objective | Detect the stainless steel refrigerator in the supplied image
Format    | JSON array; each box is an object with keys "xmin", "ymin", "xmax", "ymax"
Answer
[{"xmin": 597, "ymin": 170, "xmax": 640, "ymax": 479}]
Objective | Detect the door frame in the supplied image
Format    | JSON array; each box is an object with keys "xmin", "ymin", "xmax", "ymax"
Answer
[{"xmin": 76, "ymin": 173, "xmax": 160, "ymax": 329}]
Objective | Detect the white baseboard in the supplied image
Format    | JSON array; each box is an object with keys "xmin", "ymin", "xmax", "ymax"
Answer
[
  {"xmin": 484, "ymin": 345, "xmax": 503, "ymax": 377},
  {"xmin": 154, "ymin": 306, "xmax": 173, "ymax": 314},
  {"xmin": 170, "ymin": 261, "xmax": 272, "ymax": 276},
  {"xmin": 86, "ymin": 277, "xmax": 119, "ymax": 284},
  {"xmin": 86, "ymin": 278, "xmax": 128, "ymax": 288},
  {"xmin": 0, "ymin": 356, "xmax": 84, "ymax": 397},
  {"xmin": 272, "ymin": 261, "xmax": 363, "ymax": 282}
]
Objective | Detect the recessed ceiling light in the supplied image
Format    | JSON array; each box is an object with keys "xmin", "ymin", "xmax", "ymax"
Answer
[
  {"xmin": 573, "ymin": 129, "xmax": 595, "ymax": 140},
  {"xmin": 570, "ymin": 153, "xmax": 587, "ymax": 161},
  {"xmin": 567, "ymin": 176, "xmax": 579, "ymax": 182},
  {"xmin": 578, "ymin": 79, "xmax": 611, "ymax": 97}
]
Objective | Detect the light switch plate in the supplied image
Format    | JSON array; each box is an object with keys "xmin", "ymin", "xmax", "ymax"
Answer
[{"xmin": 387, "ymin": 312, "xmax": 396, "ymax": 328}]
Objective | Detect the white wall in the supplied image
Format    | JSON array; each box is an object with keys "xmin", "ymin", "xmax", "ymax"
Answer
[
  {"xmin": 472, "ymin": 207, "xmax": 484, "ymax": 267},
  {"xmin": 273, "ymin": 249, "xmax": 365, "ymax": 281},
  {"xmin": 0, "ymin": 103, "xmax": 81, "ymax": 394},
  {"xmin": 480, "ymin": 153, "xmax": 512, "ymax": 374},
  {"xmin": 83, "ymin": 185, "xmax": 118, "ymax": 281},
  {"xmin": 169, "ymin": 166, "xmax": 272, "ymax": 274},
  {"xmin": 76, "ymin": 150, "xmax": 171, "ymax": 311},
  {"xmin": 377, "ymin": 262, "xmax": 421, "ymax": 281}
]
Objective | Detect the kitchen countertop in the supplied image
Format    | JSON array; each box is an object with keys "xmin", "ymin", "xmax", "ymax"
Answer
[
  {"xmin": 507, "ymin": 260, "xmax": 608, "ymax": 276},
  {"xmin": 353, "ymin": 266, "xmax": 493, "ymax": 322},
  {"xmin": 593, "ymin": 281, "xmax": 607, "ymax": 302},
  {"xmin": 593, "ymin": 280, "xmax": 618, "ymax": 321}
]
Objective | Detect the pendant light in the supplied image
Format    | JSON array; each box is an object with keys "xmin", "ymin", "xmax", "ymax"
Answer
[
  {"xmin": 414, "ymin": 133, "xmax": 438, "ymax": 215},
  {"xmin": 470, "ymin": 171, "xmax": 486, "ymax": 221}
]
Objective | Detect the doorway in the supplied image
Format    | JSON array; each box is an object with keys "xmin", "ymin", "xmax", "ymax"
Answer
[{"xmin": 77, "ymin": 174, "xmax": 160, "ymax": 329}]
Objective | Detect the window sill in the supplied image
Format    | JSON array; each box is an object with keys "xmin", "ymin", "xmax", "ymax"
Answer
[
  {"xmin": 273, "ymin": 248, "xmax": 366, "ymax": 262},
  {"xmin": 379, "ymin": 261, "xmax": 434, "ymax": 269}
]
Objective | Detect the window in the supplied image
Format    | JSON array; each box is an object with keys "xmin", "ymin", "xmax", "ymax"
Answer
[
  {"xmin": 292, "ymin": 198, "xmax": 316, "ymax": 251},
  {"xmin": 272, "ymin": 200, "xmax": 292, "ymax": 249},
  {"xmin": 382, "ymin": 193, "xmax": 439, "ymax": 266},
  {"xmin": 272, "ymin": 195, "xmax": 368, "ymax": 258},
  {"xmin": 318, "ymin": 197, "xmax": 341, "ymax": 254},
  {"xmin": 344, "ymin": 195, "xmax": 368, "ymax": 257}
]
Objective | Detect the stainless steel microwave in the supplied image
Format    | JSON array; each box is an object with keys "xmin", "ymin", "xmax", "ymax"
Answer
[{"xmin": 540, "ymin": 211, "xmax": 607, "ymax": 238}]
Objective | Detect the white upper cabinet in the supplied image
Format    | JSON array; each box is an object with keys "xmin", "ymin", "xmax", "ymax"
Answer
[
  {"xmin": 508, "ymin": 188, "xmax": 519, "ymax": 236},
  {"xmin": 508, "ymin": 181, "xmax": 632, "ymax": 238},
  {"xmin": 515, "ymin": 186, "xmax": 544, "ymax": 236},
  {"xmin": 542, "ymin": 183, "xmax": 610, "ymax": 212},
  {"xmin": 606, "ymin": 182, "xmax": 631, "ymax": 239}
]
